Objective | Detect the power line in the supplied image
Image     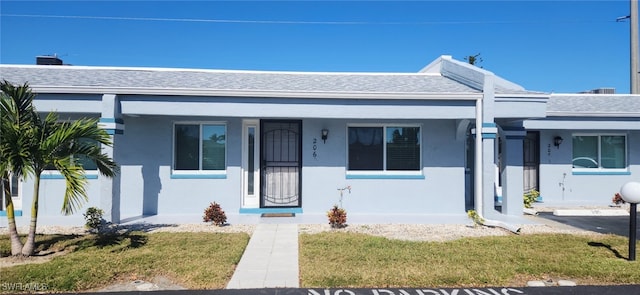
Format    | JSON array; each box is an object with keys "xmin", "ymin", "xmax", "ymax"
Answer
[{"xmin": 0, "ymin": 13, "xmax": 618, "ymax": 25}]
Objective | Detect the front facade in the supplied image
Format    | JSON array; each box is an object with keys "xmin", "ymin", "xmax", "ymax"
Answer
[{"xmin": 1, "ymin": 55, "xmax": 638, "ymax": 226}]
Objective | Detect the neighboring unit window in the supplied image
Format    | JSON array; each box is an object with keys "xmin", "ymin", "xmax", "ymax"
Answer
[
  {"xmin": 174, "ymin": 124, "xmax": 226, "ymax": 171},
  {"xmin": 572, "ymin": 135, "xmax": 626, "ymax": 169},
  {"xmin": 348, "ymin": 126, "xmax": 420, "ymax": 171}
]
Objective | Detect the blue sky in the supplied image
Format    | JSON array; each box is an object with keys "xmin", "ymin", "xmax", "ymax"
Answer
[{"xmin": 0, "ymin": 1, "xmax": 634, "ymax": 93}]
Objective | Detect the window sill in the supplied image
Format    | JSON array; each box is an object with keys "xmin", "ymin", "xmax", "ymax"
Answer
[
  {"xmin": 170, "ymin": 173, "xmax": 227, "ymax": 179},
  {"xmin": 346, "ymin": 172, "xmax": 425, "ymax": 180},
  {"xmin": 41, "ymin": 173, "xmax": 99, "ymax": 179},
  {"xmin": 572, "ymin": 170, "xmax": 631, "ymax": 176},
  {"xmin": 0, "ymin": 210, "xmax": 22, "ymax": 216}
]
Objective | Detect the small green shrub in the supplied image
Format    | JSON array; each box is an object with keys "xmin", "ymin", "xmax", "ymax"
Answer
[
  {"xmin": 327, "ymin": 205, "xmax": 347, "ymax": 228},
  {"xmin": 467, "ymin": 209, "xmax": 484, "ymax": 227},
  {"xmin": 523, "ymin": 189, "xmax": 540, "ymax": 208},
  {"xmin": 83, "ymin": 207, "xmax": 104, "ymax": 232},
  {"xmin": 203, "ymin": 202, "xmax": 227, "ymax": 226}
]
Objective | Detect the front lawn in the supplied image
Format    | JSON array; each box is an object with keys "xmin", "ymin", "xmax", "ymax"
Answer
[
  {"xmin": 299, "ymin": 232, "xmax": 639, "ymax": 288},
  {"xmin": 0, "ymin": 231, "xmax": 250, "ymax": 292}
]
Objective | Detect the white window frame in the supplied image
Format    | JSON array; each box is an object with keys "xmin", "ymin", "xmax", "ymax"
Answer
[
  {"xmin": 172, "ymin": 121, "xmax": 227, "ymax": 176},
  {"xmin": 572, "ymin": 133, "xmax": 628, "ymax": 173},
  {"xmin": 241, "ymin": 119, "xmax": 260, "ymax": 207},
  {"xmin": 346, "ymin": 123, "xmax": 423, "ymax": 177},
  {"xmin": 1, "ymin": 173, "xmax": 22, "ymax": 211}
]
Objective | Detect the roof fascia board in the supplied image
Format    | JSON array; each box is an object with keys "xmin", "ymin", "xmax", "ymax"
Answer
[
  {"xmin": 29, "ymin": 86, "xmax": 481, "ymax": 100},
  {"xmin": 495, "ymin": 94, "xmax": 550, "ymax": 102},
  {"xmin": 547, "ymin": 111, "xmax": 640, "ymax": 118},
  {"xmin": 524, "ymin": 119, "xmax": 640, "ymax": 130}
]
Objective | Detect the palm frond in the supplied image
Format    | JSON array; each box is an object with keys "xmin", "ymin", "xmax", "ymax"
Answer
[
  {"xmin": 2, "ymin": 80, "xmax": 118, "ymax": 216},
  {"xmin": 52, "ymin": 157, "xmax": 89, "ymax": 215}
]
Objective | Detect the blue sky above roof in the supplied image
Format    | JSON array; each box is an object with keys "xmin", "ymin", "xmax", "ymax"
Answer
[{"xmin": 0, "ymin": 1, "xmax": 633, "ymax": 94}]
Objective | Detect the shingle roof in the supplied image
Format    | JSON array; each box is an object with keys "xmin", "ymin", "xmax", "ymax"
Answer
[
  {"xmin": 0, "ymin": 65, "xmax": 482, "ymax": 95},
  {"xmin": 547, "ymin": 94, "xmax": 640, "ymax": 117}
]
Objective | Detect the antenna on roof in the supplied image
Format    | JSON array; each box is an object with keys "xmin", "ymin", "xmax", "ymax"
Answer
[{"xmin": 617, "ymin": 15, "xmax": 631, "ymax": 22}]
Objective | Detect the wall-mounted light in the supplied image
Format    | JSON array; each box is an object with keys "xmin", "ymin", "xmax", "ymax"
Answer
[
  {"xmin": 321, "ymin": 129, "xmax": 329, "ymax": 143},
  {"xmin": 553, "ymin": 136, "xmax": 563, "ymax": 149}
]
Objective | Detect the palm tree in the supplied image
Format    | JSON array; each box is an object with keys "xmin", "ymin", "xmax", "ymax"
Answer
[
  {"xmin": 1, "ymin": 80, "xmax": 118, "ymax": 256},
  {"xmin": 0, "ymin": 80, "xmax": 36, "ymax": 255}
]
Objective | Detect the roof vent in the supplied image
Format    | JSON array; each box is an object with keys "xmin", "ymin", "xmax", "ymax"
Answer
[{"xmin": 36, "ymin": 55, "xmax": 63, "ymax": 65}]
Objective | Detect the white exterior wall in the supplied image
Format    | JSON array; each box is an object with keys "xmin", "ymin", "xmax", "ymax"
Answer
[
  {"xmin": 538, "ymin": 130, "xmax": 640, "ymax": 205},
  {"xmin": 301, "ymin": 119, "xmax": 465, "ymax": 215},
  {"xmin": 117, "ymin": 116, "xmax": 243, "ymax": 219},
  {"xmin": 12, "ymin": 177, "xmax": 102, "ymax": 226}
]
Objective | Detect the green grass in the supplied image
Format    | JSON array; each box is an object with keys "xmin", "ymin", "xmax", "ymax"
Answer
[
  {"xmin": 3, "ymin": 230, "xmax": 639, "ymax": 291},
  {"xmin": 0, "ymin": 231, "xmax": 250, "ymax": 292},
  {"xmin": 299, "ymin": 232, "xmax": 640, "ymax": 288}
]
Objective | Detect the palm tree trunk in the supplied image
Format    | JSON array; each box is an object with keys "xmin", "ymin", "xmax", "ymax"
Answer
[
  {"xmin": 21, "ymin": 175, "xmax": 40, "ymax": 256},
  {"xmin": 2, "ymin": 175, "xmax": 24, "ymax": 256}
]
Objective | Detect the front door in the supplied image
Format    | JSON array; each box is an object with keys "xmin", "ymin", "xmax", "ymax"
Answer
[
  {"xmin": 260, "ymin": 120, "xmax": 302, "ymax": 208},
  {"xmin": 523, "ymin": 131, "xmax": 540, "ymax": 194}
]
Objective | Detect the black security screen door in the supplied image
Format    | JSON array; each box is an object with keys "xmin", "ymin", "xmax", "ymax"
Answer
[{"xmin": 261, "ymin": 120, "xmax": 302, "ymax": 208}]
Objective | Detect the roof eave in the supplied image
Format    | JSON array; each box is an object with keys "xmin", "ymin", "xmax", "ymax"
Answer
[
  {"xmin": 547, "ymin": 111, "xmax": 640, "ymax": 118},
  {"xmin": 29, "ymin": 85, "xmax": 482, "ymax": 100}
]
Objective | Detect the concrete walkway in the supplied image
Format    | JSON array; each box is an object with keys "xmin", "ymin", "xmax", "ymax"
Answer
[{"xmin": 226, "ymin": 223, "xmax": 299, "ymax": 289}]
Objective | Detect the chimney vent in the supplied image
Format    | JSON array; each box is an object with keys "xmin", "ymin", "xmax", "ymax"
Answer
[{"xmin": 36, "ymin": 55, "xmax": 63, "ymax": 65}]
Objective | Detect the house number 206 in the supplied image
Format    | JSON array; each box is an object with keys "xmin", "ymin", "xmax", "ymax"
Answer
[{"xmin": 313, "ymin": 138, "xmax": 318, "ymax": 159}]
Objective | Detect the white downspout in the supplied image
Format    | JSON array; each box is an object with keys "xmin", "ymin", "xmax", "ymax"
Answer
[
  {"xmin": 474, "ymin": 79, "xmax": 521, "ymax": 234},
  {"xmin": 474, "ymin": 97, "xmax": 484, "ymax": 218}
]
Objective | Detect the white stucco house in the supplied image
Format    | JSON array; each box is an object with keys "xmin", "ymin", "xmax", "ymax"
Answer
[{"xmin": 1, "ymin": 55, "xmax": 638, "ymax": 226}]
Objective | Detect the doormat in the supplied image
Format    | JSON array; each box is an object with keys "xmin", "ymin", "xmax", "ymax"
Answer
[{"xmin": 261, "ymin": 213, "xmax": 296, "ymax": 218}]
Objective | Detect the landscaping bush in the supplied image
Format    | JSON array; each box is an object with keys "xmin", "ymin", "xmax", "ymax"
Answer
[
  {"xmin": 83, "ymin": 207, "xmax": 105, "ymax": 232},
  {"xmin": 327, "ymin": 205, "xmax": 347, "ymax": 228},
  {"xmin": 523, "ymin": 189, "xmax": 540, "ymax": 208},
  {"xmin": 203, "ymin": 202, "xmax": 227, "ymax": 226}
]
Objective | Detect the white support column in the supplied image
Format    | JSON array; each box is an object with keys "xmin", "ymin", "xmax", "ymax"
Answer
[
  {"xmin": 502, "ymin": 128, "xmax": 526, "ymax": 216},
  {"xmin": 99, "ymin": 94, "xmax": 123, "ymax": 223}
]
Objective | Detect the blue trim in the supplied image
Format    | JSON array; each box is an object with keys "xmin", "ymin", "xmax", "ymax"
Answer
[
  {"xmin": 41, "ymin": 174, "xmax": 99, "ymax": 179},
  {"xmin": 170, "ymin": 174, "xmax": 227, "ymax": 179},
  {"xmin": 482, "ymin": 123, "xmax": 496, "ymax": 128},
  {"xmin": 0, "ymin": 210, "xmax": 22, "ymax": 216},
  {"xmin": 105, "ymin": 129, "xmax": 124, "ymax": 135},
  {"xmin": 505, "ymin": 135, "xmax": 526, "ymax": 140},
  {"xmin": 239, "ymin": 208, "xmax": 303, "ymax": 214},
  {"xmin": 99, "ymin": 118, "xmax": 124, "ymax": 124},
  {"xmin": 346, "ymin": 174, "xmax": 425, "ymax": 179},
  {"xmin": 482, "ymin": 133, "xmax": 497, "ymax": 139},
  {"xmin": 572, "ymin": 171, "xmax": 631, "ymax": 176}
]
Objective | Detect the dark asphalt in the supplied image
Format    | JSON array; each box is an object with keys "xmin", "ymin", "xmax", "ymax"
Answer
[
  {"xmin": 537, "ymin": 212, "xmax": 640, "ymax": 237},
  {"xmin": 62, "ymin": 285, "xmax": 640, "ymax": 295}
]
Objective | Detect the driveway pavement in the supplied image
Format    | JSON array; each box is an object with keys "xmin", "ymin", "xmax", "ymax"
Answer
[{"xmin": 536, "ymin": 212, "xmax": 639, "ymax": 237}]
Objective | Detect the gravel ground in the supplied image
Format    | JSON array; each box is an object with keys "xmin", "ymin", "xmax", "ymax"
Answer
[
  {"xmin": 298, "ymin": 223, "xmax": 600, "ymax": 242},
  {"xmin": 1, "ymin": 219, "xmax": 598, "ymax": 242}
]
